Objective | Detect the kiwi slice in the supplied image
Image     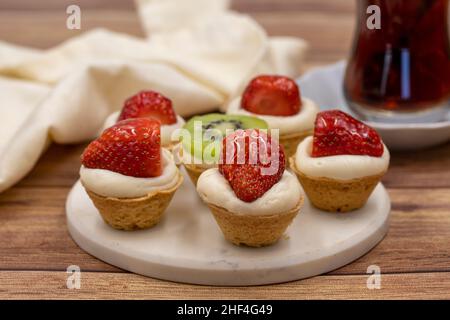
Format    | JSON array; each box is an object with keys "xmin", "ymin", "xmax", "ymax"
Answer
[{"xmin": 181, "ymin": 113, "xmax": 268, "ymax": 163}]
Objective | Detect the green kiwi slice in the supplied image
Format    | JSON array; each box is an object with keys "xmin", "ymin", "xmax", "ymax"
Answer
[{"xmin": 181, "ymin": 113, "xmax": 268, "ymax": 163}]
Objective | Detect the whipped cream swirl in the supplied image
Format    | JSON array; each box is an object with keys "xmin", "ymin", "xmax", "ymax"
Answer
[
  {"xmin": 197, "ymin": 168, "xmax": 302, "ymax": 215},
  {"xmin": 227, "ymin": 96, "xmax": 319, "ymax": 135},
  {"xmin": 80, "ymin": 149, "xmax": 179, "ymax": 198},
  {"xmin": 294, "ymin": 136, "xmax": 390, "ymax": 180}
]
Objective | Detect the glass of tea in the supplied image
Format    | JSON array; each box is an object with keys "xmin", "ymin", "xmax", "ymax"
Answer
[{"xmin": 344, "ymin": 0, "xmax": 450, "ymax": 123}]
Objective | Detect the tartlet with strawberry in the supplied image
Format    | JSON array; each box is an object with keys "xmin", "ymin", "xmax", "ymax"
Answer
[
  {"xmin": 197, "ymin": 129, "xmax": 303, "ymax": 247},
  {"xmin": 179, "ymin": 113, "xmax": 268, "ymax": 185},
  {"xmin": 103, "ymin": 90, "xmax": 185, "ymax": 151},
  {"xmin": 80, "ymin": 118, "xmax": 183, "ymax": 230},
  {"xmin": 227, "ymin": 75, "xmax": 319, "ymax": 158},
  {"xmin": 290, "ymin": 110, "xmax": 390, "ymax": 212}
]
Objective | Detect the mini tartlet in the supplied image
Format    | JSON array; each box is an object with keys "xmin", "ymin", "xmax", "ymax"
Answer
[
  {"xmin": 103, "ymin": 90, "xmax": 185, "ymax": 151},
  {"xmin": 227, "ymin": 75, "xmax": 319, "ymax": 158},
  {"xmin": 290, "ymin": 110, "xmax": 390, "ymax": 212},
  {"xmin": 179, "ymin": 113, "xmax": 268, "ymax": 185},
  {"xmin": 197, "ymin": 129, "xmax": 303, "ymax": 247},
  {"xmin": 80, "ymin": 118, "xmax": 183, "ymax": 230}
]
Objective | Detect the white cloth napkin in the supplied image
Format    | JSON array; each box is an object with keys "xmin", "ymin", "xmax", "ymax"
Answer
[{"xmin": 0, "ymin": 0, "xmax": 308, "ymax": 193}]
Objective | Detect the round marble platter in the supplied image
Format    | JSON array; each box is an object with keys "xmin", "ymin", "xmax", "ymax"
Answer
[{"xmin": 66, "ymin": 168, "xmax": 390, "ymax": 286}]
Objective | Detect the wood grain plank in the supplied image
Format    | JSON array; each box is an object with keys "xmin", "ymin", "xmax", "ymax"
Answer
[
  {"xmin": 232, "ymin": 0, "xmax": 355, "ymax": 14},
  {"xmin": 1, "ymin": 271, "xmax": 449, "ymax": 299},
  {"xmin": 0, "ymin": 9, "xmax": 355, "ymax": 64},
  {"xmin": 1, "ymin": 186, "xmax": 449, "ymax": 275},
  {"xmin": 0, "ymin": 11, "xmax": 144, "ymax": 49},
  {"xmin": 250, "ymin": 11, "xmax": 354, "ymax": 63},
  {"xmin": 0, "ymin": 0, "xmax": 354, "ymax": 13},
  {"xmin": 334, "ymin": 188, "xmax": 450, "ymax": 275},
  {"xmin": 0, "ymin": 0, "xmax": 136, "ymax": 11},
  {"xmin": 384, "ymin": 143, "xmax": 450, "ymax": 188},
  {"xmin": 0, "ymin": 187, "xmax": 120, "ymax": 272}
]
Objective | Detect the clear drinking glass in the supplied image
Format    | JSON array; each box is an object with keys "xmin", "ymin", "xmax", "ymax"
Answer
[{"xmin": 344, "ymin": 0, "xmax": 450, "ymax": 122}]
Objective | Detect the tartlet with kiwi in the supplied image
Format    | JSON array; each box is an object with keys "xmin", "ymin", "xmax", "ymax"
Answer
[{"xmin": 179, "ymin": 113, "xmax": 268, "ymax": 184}]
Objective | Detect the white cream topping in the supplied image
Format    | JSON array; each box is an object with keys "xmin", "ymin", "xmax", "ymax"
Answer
[
  {"xmin": 294, "ymin": 136, "xmax": 390, "ymax": 180},
  {"xmin": 102, "ymin": 111, "xmax": 185, "ymax": 147},
  {"xmin": 80, "ymin": 149, "xmax": 179, "ymax": 198},
  {"xmin": 103, "ymin": 111, "xmax": 120, "ymax": 131},
  {"xmin": 227, "ymin": 96, "xmax": 319, "ymax": 135},
  {"xmin": 197, "ymin": 168, "xmax": 302, "ymax": 216}
]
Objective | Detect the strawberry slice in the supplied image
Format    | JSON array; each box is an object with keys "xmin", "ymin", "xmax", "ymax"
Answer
[
  {"xmin": 118, "ymin": 91, "xmax": 177, "ymax": 125},
  {"xmin": 241, "ymin": 75, "xmax": 301, "ymax": 116},
  {"xmin": 219, "ymin": 129, "xmax": 285, "ymax": 202},
  {"xmin": 82, "ymin": 118, "xmax": 162, "ymax": 178},
  {"xmin": 312, "ymin": 110, "xmax": 384, "ymax": 157}
]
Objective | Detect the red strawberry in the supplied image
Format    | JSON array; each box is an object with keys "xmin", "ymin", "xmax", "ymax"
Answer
[
  {"xmin": 118, "ymin": 91, "xmax": 177, "ymax": 125},
  {"xmin": 219, "ymin": 129, "xmax": 285, "ymax": 202},
  {"xmin": 312, "ymin": 110, "xmax": 384, "ymax": 157},
  {"xmin": 82, "ymin": 118, "xmax": 162, "ymax": 178},
  {"xmin": 241, "ymin": 75, "xmax": 301, "ymax": 116}
]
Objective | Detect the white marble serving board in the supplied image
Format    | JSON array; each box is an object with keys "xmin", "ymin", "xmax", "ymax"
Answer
[{"xmin": 66, "ymin": 168, "xmax": 390, "ymax": 286}]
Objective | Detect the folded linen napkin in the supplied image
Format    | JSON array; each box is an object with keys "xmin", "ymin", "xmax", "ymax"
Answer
[{"xmin": 0, "ymin": 0, "xmax": 308, "ymax": 193}]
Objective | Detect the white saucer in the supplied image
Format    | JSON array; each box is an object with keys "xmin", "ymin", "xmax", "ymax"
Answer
[
  {"xmin": 66, "ymin": 169, "xmax": 390, "ymax": 286},
  {"xmin": 298, "ymin": 61, "xmax": 450, "ymax": 150}
]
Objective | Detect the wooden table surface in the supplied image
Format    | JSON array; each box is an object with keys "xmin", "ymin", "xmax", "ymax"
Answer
[{"xmin": 1, "ymin": 0, "xmax": 450, "ymax": 299}]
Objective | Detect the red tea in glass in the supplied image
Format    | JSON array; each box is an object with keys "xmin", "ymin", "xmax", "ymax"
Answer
[{"xmin": 344, "ymin": 0, "xmax": 450, "ymax": 122}]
